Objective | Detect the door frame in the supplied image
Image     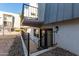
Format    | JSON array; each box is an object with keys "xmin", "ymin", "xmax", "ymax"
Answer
[{"xmin": 40, "ymin": 28, "xmax": 53, "ymax": 48}]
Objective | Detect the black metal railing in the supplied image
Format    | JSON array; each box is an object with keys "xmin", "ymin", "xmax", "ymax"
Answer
[
  {"xmin": 21, "ymin": 30, "xmax": 41, "ymax": 56},
  {"xmin": 21, "ymin": 31, "xmax": 30, "ymax": 56}
]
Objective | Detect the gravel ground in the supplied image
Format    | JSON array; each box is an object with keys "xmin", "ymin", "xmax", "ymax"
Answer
[
  {"xmin": 8, "ymin": 36, "xmax": 24, "ymax": 56},
  {"xmin": 38, "ymin": 47, "xmax": 77, "ymax": 56}
]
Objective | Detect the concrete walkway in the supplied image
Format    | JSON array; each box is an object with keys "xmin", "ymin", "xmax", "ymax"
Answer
[
  {"xmin": 0, "ymin": 32, "xmax": 20, "ymax": 56},
  {"xmin": 38, "ymin": 47, "xmax": 76, "ymax": 56}
]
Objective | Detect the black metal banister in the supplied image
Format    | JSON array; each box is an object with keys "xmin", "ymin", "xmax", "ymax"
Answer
[
  {"xmin": 21, "ymin": 31, "xmax": 30, "ymax": 56},
  {"xmin": 23, "ymin": 4, "xmax": 38, "ymax": 9}
]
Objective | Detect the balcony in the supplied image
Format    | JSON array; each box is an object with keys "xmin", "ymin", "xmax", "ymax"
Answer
[{"xmin": 22, "ymin": 4, "xmax": 43, "ymax": 27}]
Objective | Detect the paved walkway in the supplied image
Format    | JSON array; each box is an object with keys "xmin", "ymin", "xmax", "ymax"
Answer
[
  {"xmin": 0, "ymin": 32, "xmax": 20, "ymax": 56},
  {"xmin": 38, "ymin": 47, "xmax": 76, "ymax": 56}
]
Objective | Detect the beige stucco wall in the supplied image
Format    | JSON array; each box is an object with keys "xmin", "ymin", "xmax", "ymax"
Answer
[
  {"xmin": 0, "ymin": 11, "xmax": 20, "ymax": 29},
  {"xmin": 27, "ymin": 27, "xmax": 40, "ymax": 44},
  {"xmin": 0, "ymin": 14, "xmax": 3, "ymax": 25}
]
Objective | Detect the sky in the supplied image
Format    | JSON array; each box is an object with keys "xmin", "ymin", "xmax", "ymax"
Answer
[{"xmin": 0, "ymin": 3, "xmax": 23, "ymax": 14}]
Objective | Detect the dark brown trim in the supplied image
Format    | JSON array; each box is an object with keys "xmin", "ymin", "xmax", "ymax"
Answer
[
  {"xmin": 28, "ymin": 33, "xmax": 30, "ymax": 56},
  {"xmin": 40, "ymin": 29, "xmax": 42, "ymax": 47},
  {"xmin": 44, "ymin": 30, "xmax": 47, "ymax": 48},
  {"xmin": 23, "ymin": 3, "xmax": 38, "ymax": 9}
]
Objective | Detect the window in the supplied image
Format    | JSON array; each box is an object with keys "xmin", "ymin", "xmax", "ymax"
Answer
[
  {"xmin": 31, "ymin": 12, "xmax": 36, "ymax": 16},
  {"xmin": 34, "ymin": 29, "xmax": 39, "ymax": 37},
  {"xmin": 4, "ymin": 21, "xmax": 7, "ymax": 26}
]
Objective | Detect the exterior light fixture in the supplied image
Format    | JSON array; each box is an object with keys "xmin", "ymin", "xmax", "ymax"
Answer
[
  {"xmin": 55, "ymin": 26, "xmax": 59, "ymax": 33},
  {"xmin": 53, "ymin": 26, "xmax": 59, "ymax": 33}
]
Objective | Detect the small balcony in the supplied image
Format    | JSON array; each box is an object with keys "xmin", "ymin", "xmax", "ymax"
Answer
[{"xmin": 21, "ymin": 4, "xmax": 43, "ymax": 27}]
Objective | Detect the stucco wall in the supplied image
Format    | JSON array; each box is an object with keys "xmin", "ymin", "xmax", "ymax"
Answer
[
  {"xmin": 0, "ymin": 14, "xmax": 3, "ymax": 25},
  {"xmin": 0, "ymin": 11, "xmax": 20, "ymax": 29},
  {"xmin": 55, "ymin": 20, "xmax": 79, "ymax": 55},
  {"xmin": 27, "ymin": 27, "xmax": 40, "ymax": 44},
  {"xmin": 13, "ymin": 14, "xmax": 20, "ymax": 28},
  {"xmin": 41, "ymin": 19, "xmax": 79, "ymax": 55}
]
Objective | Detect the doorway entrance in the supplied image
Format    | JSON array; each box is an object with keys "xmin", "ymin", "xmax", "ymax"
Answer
[{"xmin": 40, "ymin": 29, "xmax": 53, "ymax": 48}]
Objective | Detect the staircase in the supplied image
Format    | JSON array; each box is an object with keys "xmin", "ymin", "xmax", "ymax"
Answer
[{"xmin": 29, "ymin": 40, "xmax": 38, "ymax": 53}]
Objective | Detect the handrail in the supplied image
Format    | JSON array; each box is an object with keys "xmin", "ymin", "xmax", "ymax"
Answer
[
  {"xmin": 21, "ymin": 31, "xmax": 30, "ymax": 56},
  {"xmin": 20, "ymin": 35, "xmax": 28, "ymax": 56},
  {"xmin": 23, "ymin": 3, "xmax": 38, "ymax": 9},
  {"xmin": 30, "ymin": 35, "xmax": 40, "ymax": 45},
  {"xmin": 30, "ymin": 39, "xmax": 37, "ymax": 44},
  {"xmin": 21, "ymin": 30, "xmax": 40, "ymax": 55}
]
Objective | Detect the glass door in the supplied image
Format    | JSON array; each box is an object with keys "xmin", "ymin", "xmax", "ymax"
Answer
[
  {"xmin": 40, "ymin": 29, "xmax": 53, "ymax": 48},
  {"xmin": 47, "ymin": 29, "xmax": 53, "ymax": 47}
]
